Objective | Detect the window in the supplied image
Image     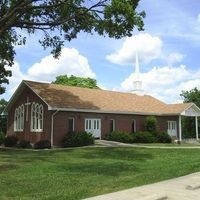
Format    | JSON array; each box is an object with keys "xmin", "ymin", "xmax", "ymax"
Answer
[
  {"xmin": 168, "ymin": 121, "xmax": 177, "ymax": 130},
  {"xmin": 68, "ymin": 117, "xmax": 74, "ymax": 133},
  {"xmin": 31, "ymin": 103, "xmax": 43, "ymax": 132},
  {"xmin": 167, "ymin": 121, "xmax": 177, "ymax": 136},
  {"xmin": 110, "ymin": 119, "xmax": 115, "ymax": 132},
  {"xmin": 14, "ymin": 105, "xmax": 24, "ymax": 131},
  {"xmin": 131, "ymin": 120, "xmax": 136, "ymax": 133}
]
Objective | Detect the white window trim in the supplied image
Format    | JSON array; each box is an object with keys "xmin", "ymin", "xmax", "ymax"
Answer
[
  {"xmin": 84, "ymin": 118, "xmax": 101, "ymax": 138},
  {"xmin": 85, "ymin": 118, "xmax": 101, "ymax": 131},
  {"xmin": 132, "ymin": 119, "xmax": 136, "ymax": 133},
  {"xmin": 31, "ymin": 102, "xmax": 43, "ymax": 132},
  {"xmin": 14, "ymin": 105, "xmax": 24, "ymax": 132},
  {"xmin": 167, "ymin": 121, "xmax": 177, "ymax": 136},
  {"xmin": 110, "ymin": 119, "xmax": 115, "ymax": 132},
  {"xmin": 68, "ymin": 117, "xmax": 75, "ymax": 132},
  {"xmin": 168, "ymin": 121, "xmax": 177, "ymax": 129}
]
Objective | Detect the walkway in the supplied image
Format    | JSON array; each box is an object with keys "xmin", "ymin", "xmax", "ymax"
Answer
[
  {"xmin": 85, "ymin": 172, "xmax": 200, "ymax": 200},
  {"xmin": 95, "ymin": 140, "xmax": 200, "ymax": 149}
]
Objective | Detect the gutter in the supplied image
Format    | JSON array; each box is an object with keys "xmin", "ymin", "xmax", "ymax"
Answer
[
  {"xmin": 51, "ymin": 110, "xmax": 59, "ymax": 148},
  {"xmin": 48, "ymin": 107, "xmax": 182, "ymax": 116}
]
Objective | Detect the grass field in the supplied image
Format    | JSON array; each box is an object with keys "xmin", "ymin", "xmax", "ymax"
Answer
[{"xmin": 0, "ymin": 147, "xmax": 200, "ymax": 200}]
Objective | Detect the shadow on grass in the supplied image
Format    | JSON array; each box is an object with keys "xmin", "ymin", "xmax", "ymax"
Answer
[
  {"xmin": 55, "ymin": 161, "xmax": 138, "ymax": 176},
  {"xmin": 48, "ymin": 148, "xmax": 153, "ymax": 177},
  {"xmin": 0, "ymin": 148, "xmax": 75, "ymax": 163},
  {"xmin": 73, "ymin": 147, "xmax": 153, "ymax": 161},
  {"xmin": 0, "ymin": 164, "xmax": 18, "ymax": 172},
  {"xmin": 0, "ymin": 147, "xmax": 153, "ymax": 177}
]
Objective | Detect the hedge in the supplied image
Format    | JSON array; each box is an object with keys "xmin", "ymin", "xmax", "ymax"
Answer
[
  {"xmin": 106, "ymin": 131, "xmax": 133, "ymax": 143},
  {"xmin": 62, "ymin": 132, "xmax": 94, "ymax": 147}
]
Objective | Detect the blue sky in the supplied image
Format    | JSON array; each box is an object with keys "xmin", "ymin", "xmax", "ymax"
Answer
[{"xmin": 2, "ymin": 0, "xmax": 200, "ymax": 103}]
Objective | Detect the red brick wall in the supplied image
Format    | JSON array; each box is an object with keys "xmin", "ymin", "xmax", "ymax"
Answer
[
  {"xmin": 52, "ymin": 112, "xmax": 179, "ymax": 146},
  {"xmin": 7, "ymin": 86, "xmax": 51, "ymax": 144}
]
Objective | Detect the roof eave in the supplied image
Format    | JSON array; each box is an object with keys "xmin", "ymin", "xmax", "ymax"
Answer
[
  {"xmin": 180, "ymin": 103, "xmax": 200, "ymax": 116},
  {"xmin": 4, "ymin": 80, "xmax": 51, "ymax": 114},
  {"xmin": 48, "ymin": 107, "xmax": 181, "ymax": 116},
  {"xmin": 3, "ymin": 81, "xmax": 25, "ymax": 114}
]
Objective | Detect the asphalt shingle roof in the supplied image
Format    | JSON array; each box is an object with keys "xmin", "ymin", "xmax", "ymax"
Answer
[{"xmin": 23, "ymin": 80, "xmax": 193, "ymax": 115}]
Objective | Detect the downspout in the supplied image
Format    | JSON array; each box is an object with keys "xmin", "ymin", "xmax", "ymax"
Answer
[{"xmin": 51, "ymin": 110, "xmax": 59, "ymax": 148}]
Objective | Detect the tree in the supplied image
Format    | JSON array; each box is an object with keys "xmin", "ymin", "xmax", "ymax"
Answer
[
  {"xmin": 180, "ymin": 87, "xmax": 200, "ymax": 138},
  {"xmin": 0, "ymin": 99, "xmax": 8, "ymax": 134},
  {"xmin": 0, "ymin": 0, "xmax": 145, "ymax": 94},
  {"xmin": 52, "ymin": 75, "xmax": 99, "ymax": 89},
  {"xmin": 180, "ymin": 87, "xmax": 200, "ymax": 108}
]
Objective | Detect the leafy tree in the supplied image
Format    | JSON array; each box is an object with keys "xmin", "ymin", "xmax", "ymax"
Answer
[
  {"xmin": 0, "ymin": 0, "xmax": 145, "ymax": 94},
  {"xmin": 0, "ymin": 99, "xmax": 8, "ymax": 134},
  {"xmin": 53, "ymin": 75, "xmax": 99, "ymax": 89},
  {"xmin": 180, "ymin": 88, "xmax": 200, "ymax": 108},
  {"xmin": 180, "ymin": 87, "xmax": 200, "ymax": 138}
]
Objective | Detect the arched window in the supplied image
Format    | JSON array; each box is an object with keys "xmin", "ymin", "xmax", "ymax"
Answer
[
  {"xmin": 14, "ymin": 105, "xmax": 24, "ymax": 132},
  {"xmin": 31, "ymin": 103, "xmax": 43, "ymax": 132}
]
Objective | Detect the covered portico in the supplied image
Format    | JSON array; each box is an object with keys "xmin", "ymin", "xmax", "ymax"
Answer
[{"xmin": 178, "ymin": 104, "xmax": 200, "ymax": 141}]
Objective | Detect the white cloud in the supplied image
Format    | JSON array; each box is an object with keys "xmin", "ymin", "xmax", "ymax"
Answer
[
  {"xmin": 106, "ymin": 33, "xmax": 162, "ymax": 65},
  {"xmin": 2, "ymin": 48, "xmax": 95, "ymax": 100},
  {"xmin": 4, "ymin": 63, "xmax": 28, "ymax": 97},
  {"xmin": 28, "ymin": 48, "xmax": 95, "ymax": 81},
  {"xmin": 121, "ymin": 65, "xmax": 200, "ymax": 103},
  {"xmin": 167, "ymin": 53, "xmax": 185, "ymax": 65},
  {"xmin": 197, "ymin": 14, "xmax": 200, "ymax": 24}
]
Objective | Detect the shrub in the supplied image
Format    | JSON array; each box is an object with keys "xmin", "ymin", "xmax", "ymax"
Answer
[
  {"xmin": 106, "ymin": 131, "xmax": 133, "ymax": 143},
  {"xmin": 17, "ymin": 140, "xmax": 32, "ymax": 148},
  {"xmin": 132, "ymin": 131, "xmax": 156, "ymax": 143},
  {"xmin": 145, "ymin": 116, "xmax": 157, "ymax": 133},
  {"xmin": 156, "ymin": 132, "xmax": 172, "ymax": 143},
  {"xmin": 4, "ymin": 135, "xmax": 18, "ymax": 147},
  {"xmin": 34, "ymin": 140, "xmax": 51, "ymax": 149},
  {"xmin": 62, "ymin": 132, "xmax": 94, "ymax": 147},
  {"xmin": 0, "ymin": 131, "xmax": 5, "ymax": 145}
]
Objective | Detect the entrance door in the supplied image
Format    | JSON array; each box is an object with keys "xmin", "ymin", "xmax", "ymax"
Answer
[
  {"xmin": 85, "ymin": 118, "xmax": 101, "ymax": 138},
  {"xmin": 167, "ymin": 121, "xmax": 177, "ymax": 137}
]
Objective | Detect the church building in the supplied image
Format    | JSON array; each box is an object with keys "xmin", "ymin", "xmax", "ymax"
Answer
[{"xmin": 4, "ymin": 55, "xmax": 200, "ymax": 146}]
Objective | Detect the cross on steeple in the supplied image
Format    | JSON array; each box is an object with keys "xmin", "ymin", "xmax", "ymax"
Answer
[{"xmin": 25, "ymin": 97, "xmax": 31, "ymax": 121}]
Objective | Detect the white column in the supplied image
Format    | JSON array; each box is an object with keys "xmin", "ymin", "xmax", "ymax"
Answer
[
  {"xmin": 179, "ymin": 115, "xmax": 182, "ymax": 141},
  {"xmin": 195, "ymin": 116, "xmax": 199, "ymax": 140}
]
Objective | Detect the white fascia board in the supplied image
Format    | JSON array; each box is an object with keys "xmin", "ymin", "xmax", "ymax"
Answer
[
  {"xmin": 48, "ymin": 107, "xmax": 180, "ymax": 116},
  {"xmin": 192, "ymin": 103, "xmax": 200, "ymax": 113},
  {"xmin": 3, "ymin": 81, "xmax": 25, "ymax": 114},
  {"xmin": 4, "ymin": 81, "xmax": 52, "ymax": 114},
  {"xmin": 181, "ymin": 103, "xmax": 200, "ymax": 116},
  {"xmin": 23, "ymin": 81, "xmax": 51, "ymax": 108}
]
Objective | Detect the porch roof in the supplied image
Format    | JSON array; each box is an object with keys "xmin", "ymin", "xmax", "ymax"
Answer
[{"xmin": 180, "ymin": 104, "xmax": 200, "ymax": 116}]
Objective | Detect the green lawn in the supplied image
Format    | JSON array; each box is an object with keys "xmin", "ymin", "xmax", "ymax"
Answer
[{"xmin": 1, "ymin": 147, "xmax": 200, "ymax": 200}]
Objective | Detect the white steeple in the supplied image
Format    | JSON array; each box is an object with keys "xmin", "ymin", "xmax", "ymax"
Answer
[
  {"xmin": 135, "ymin": 51, "xmax": 140, "ymax": 75},
  {"xmin": 131, "ymin": 52, "xmax": 144, "ymax": 96}
]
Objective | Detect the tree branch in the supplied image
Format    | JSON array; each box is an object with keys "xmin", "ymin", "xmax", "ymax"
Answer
[{"xmin": 13, "ymin": 0, "xmax": 107, "ymax": 29}]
